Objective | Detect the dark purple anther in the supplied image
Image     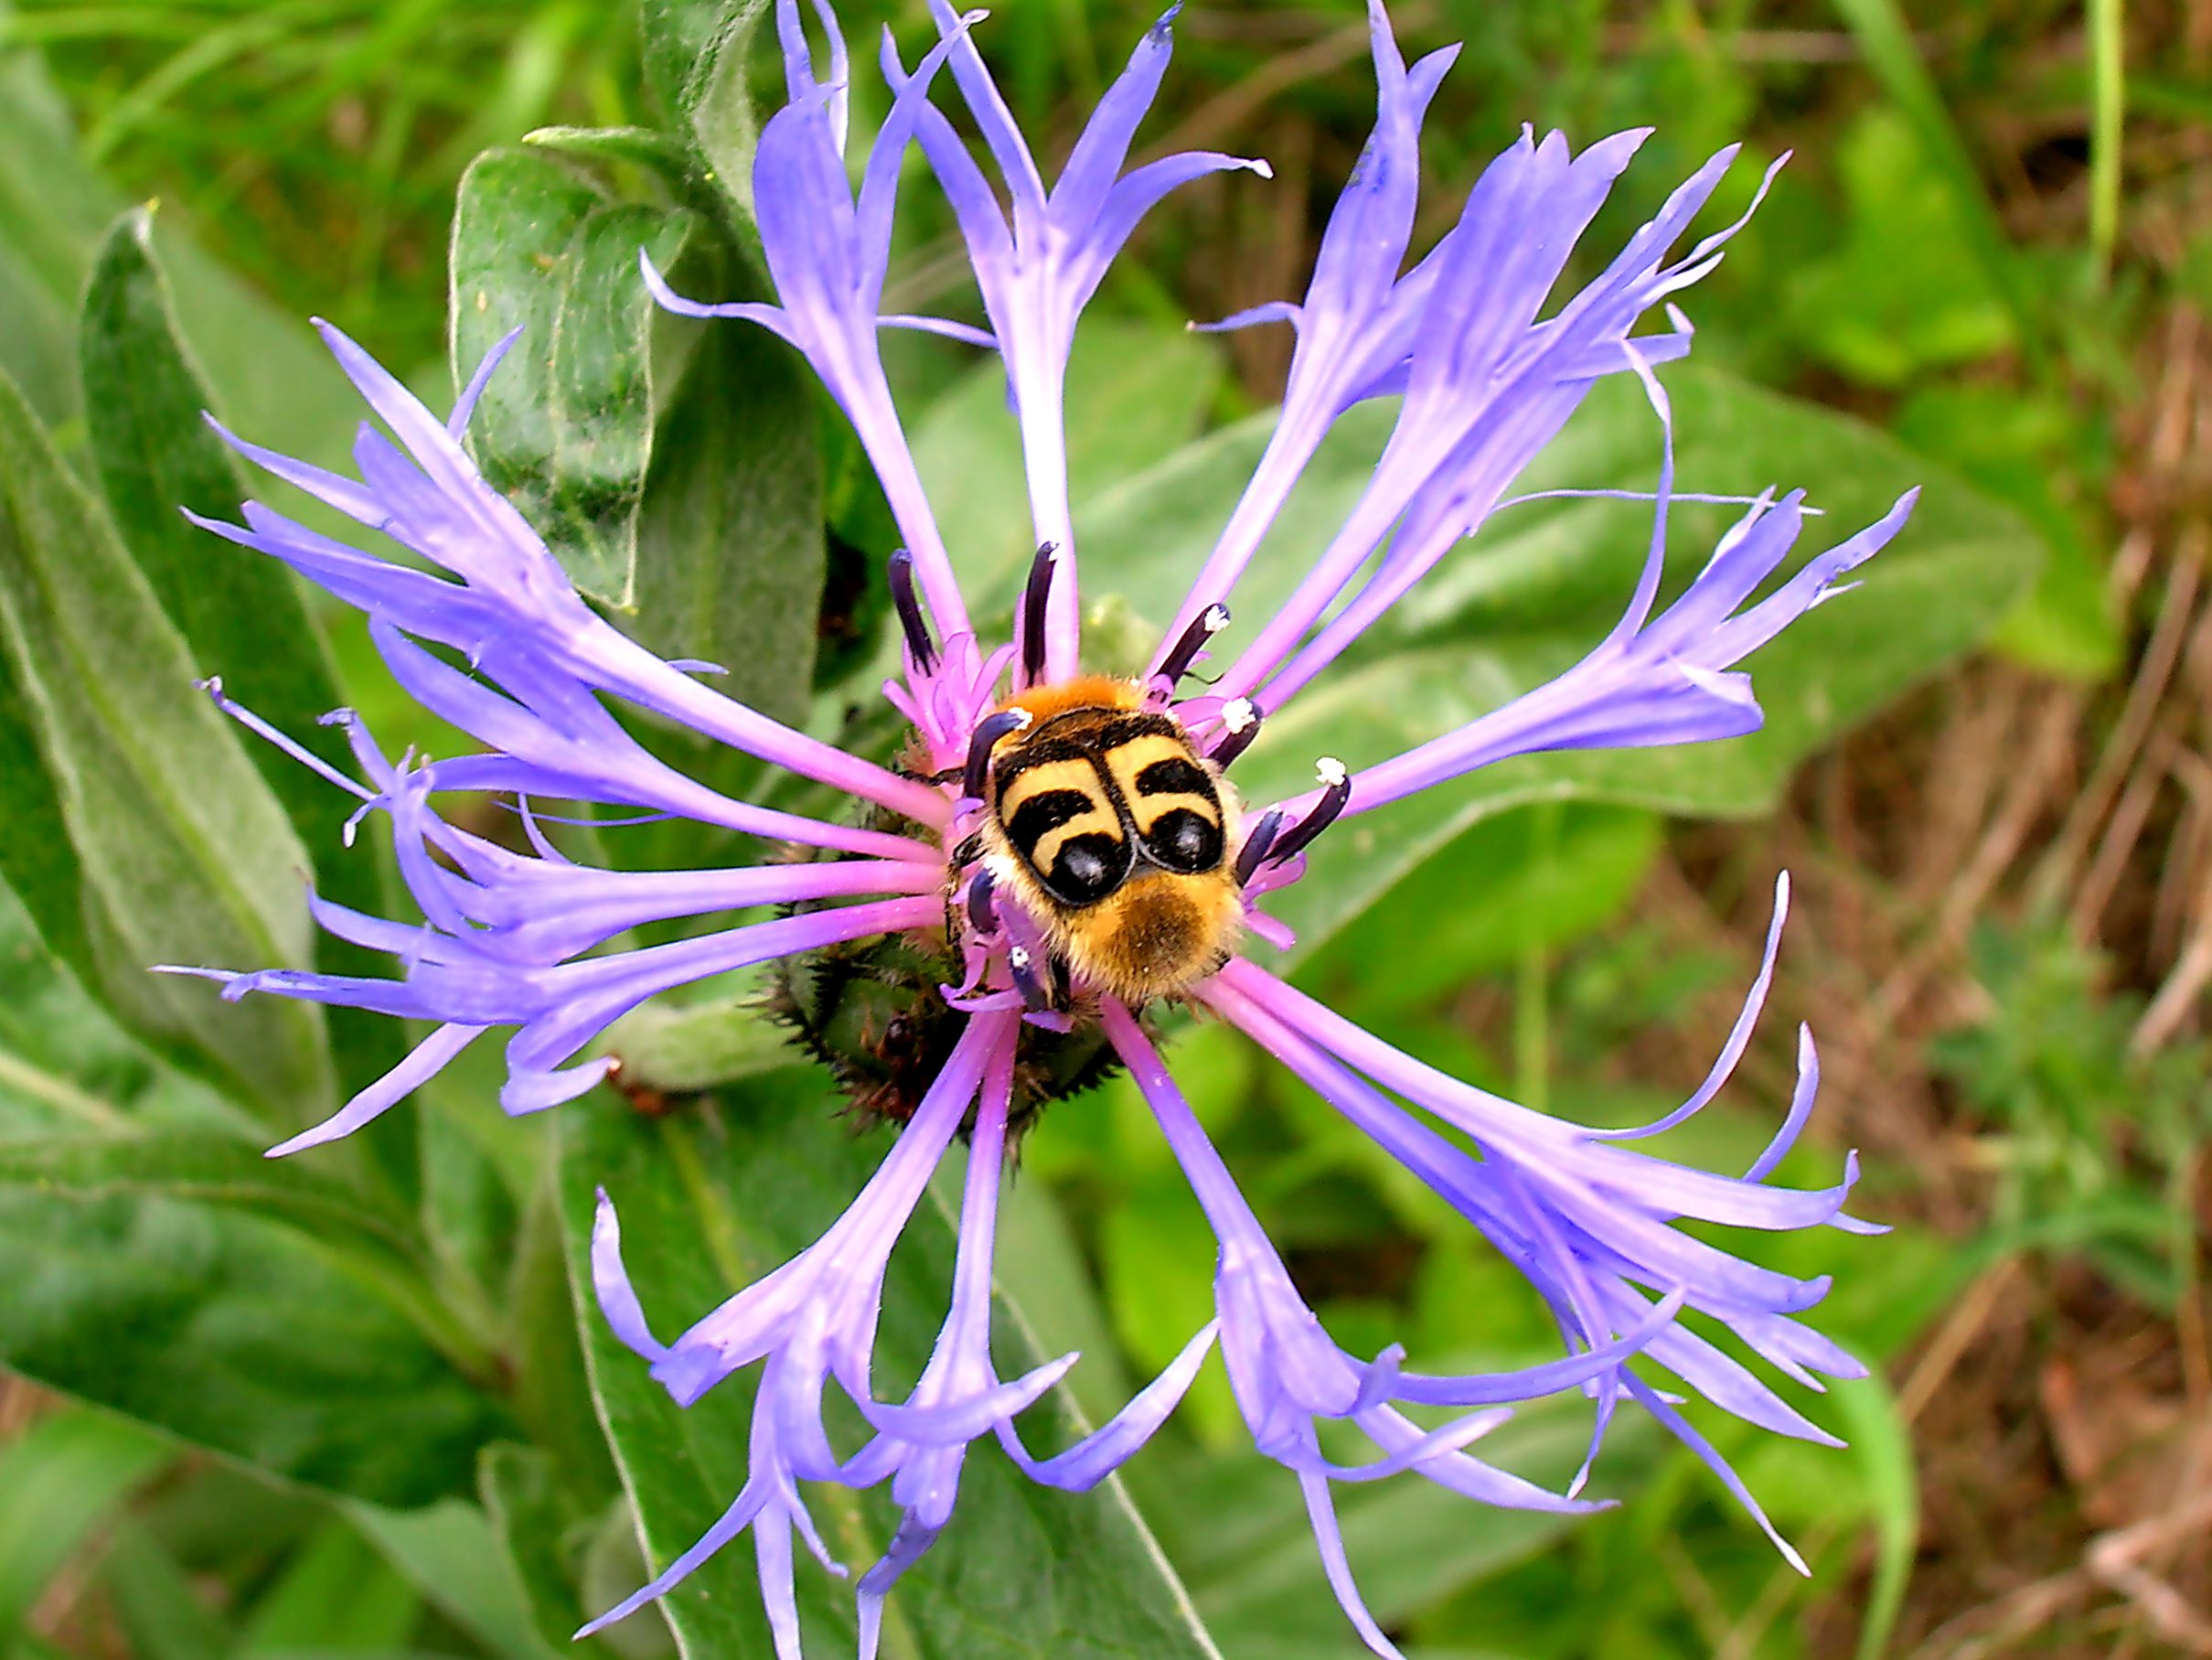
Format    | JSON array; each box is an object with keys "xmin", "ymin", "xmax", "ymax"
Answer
[
  {"xmin": 963, "ymin": 710, "xmax": 1031, "ymax": 803},
  {"xmin": 888, "ymin": 549, "xmax": 938, "ymax": 675},
  {"xmin": 1266, "ymin": 759, "xmax": 1351, "ymax": 865},
  {"xmin": 1018, "ymin": 541, "xmax": 1058, "ymax": 686},
  {"xmin": 1234, "ymin": 809, "xmax": 1286, "ymax": 887},
  {"xmin": 1157, "ymin": 603, "xmax": 1230, "ymax": 687}
]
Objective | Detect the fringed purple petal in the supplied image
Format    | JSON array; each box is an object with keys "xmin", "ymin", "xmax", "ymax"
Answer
[
  {"xmin": 999, "ymin": 1320, "xmax": 1220, "ymax": 1492},
  {"xmin": 1097, "ymin": 996, "xmax": 1625, "ymax": 1644},
  {"xmin": 1210, "ymin": 123, "xmax": 1734, "ymax": 710},
  {"xmin": 1277, "ymin": 487, "xmax": 1917, "ymax": 823},
  {"xmin": 672, "ymin": 13, "xmax": 978, "ymax": 653},
  {"xmin": 262, "ymin": 1023, "xmax": 486, "ymax": 1158},
  {"xmin": 1298, "ymin": 1468, "xmax": 1406, "ymax": 1660},
  {"xmin": 202, "ymin": 323, "xmax": 945, "ymax": 823},
  {"xmin": 583, "ymin": 1013, "xmax": 1018, "ymax": 1638},
  {"xmin": 897, "ymin": 2, "xmax": 1265, "ymax": 682},
  {"xmin": 1202, "ymin": 948, "xmax": 1867, "ymax": 1569},
  {"xmin": 1149, "ymin": 0, "xmax": 1456, "ymax": 669},
  {"xmin": 590, "ymin": 1186, "xmax": 668, "ymax": 1363}
]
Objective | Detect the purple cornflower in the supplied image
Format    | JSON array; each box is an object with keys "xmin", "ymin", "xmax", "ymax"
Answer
[{"xmin": 167, "ymin": 1, "xmax": 1913, "ymax": 1654}]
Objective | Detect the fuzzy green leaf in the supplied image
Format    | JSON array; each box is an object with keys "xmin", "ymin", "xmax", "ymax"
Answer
[
  {"xmin": 450, "ymin": 145, "xmax": 697, "ymax": 611},
  {"xmin": 0, "ymin": 1177, "xmax": 508, "ymax": 1507},
  {"xmin": 636, "ymin": 0, "xmax": 769, "ymax": 219},
  {"xmin": 558, "ymin": 1087, "xmax": 1220, "ymax": 1659},
  {"xmin": 79, "ymin": 206, "xmax": 411, "ymax": 1135},
  {"xmin": 0, "ymin": 361, "xmax": 334, "ymax": 1122}
]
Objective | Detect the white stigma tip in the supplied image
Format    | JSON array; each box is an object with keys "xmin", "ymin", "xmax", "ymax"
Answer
[
  {"xmin": 1009, "ymin": 946, "xmax": 1031, "ymax": 968},
  {"xmin": 1202, "ymin": 605, "xmax": 1229, "ymax": 633},
  {"xmin": 1316, "ymin": 756, "xmax": 1348, "ymax": 787},
  {"xmin": 1222, "ymin": 697, "xmax": 1256, "ymax": 734}
]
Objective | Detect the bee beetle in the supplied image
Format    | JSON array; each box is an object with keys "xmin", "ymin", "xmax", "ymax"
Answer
[{"xmin": 973, "ymin": 675, "xmax": 1244, "ymax": 1006}]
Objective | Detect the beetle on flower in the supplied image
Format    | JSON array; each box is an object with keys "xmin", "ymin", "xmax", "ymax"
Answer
[{"xmin": 165, "ymin": 0, "xmax": 1913, "ymax": 1654}]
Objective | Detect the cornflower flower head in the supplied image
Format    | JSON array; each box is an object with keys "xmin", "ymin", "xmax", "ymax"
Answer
[{"xmin": 166, "ymin": 1, "xmax": 1914, "ymax": 1653}]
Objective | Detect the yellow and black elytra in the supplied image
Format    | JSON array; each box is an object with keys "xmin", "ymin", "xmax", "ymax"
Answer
[{"xmin": 978, "ymin": 676, "xmax": 1244, "ymax": 1005}]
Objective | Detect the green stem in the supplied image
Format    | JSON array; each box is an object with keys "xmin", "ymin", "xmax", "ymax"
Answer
[
  {"xmin": 2088, "ymin": 0, "xmax": 2126, "ymax": 280},
  {"xmin": 1514, "ymin": 803, "xmax": 1561, "ymax": 1116}
]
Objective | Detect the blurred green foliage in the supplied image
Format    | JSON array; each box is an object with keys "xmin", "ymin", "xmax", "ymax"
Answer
[
  {"xmin": 1936, "ymin": 921, "xmax": 2212, "ymax": 1309},
  {"xmin": 0, "ymin": 0, "xmax": 2178, "ymax": 1655}
]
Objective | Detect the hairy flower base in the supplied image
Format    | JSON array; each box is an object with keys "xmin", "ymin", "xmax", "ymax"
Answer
[
  {"xmin": 165, "ymin": 0, "xmax": 1917, "ymax": 1652},
  {"xmin": 762, "ymin": 872, "xmax": 1125, "ymax": 1136}
]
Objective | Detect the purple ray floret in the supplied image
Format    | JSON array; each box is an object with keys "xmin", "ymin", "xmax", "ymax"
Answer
[
  {"xmin": 886, "ymin": 1, "xmax": 1270, "ymax": 680},
  {"xmin": 168, "ymin": 0, "xmax": 1916, "ymax": 1652}
]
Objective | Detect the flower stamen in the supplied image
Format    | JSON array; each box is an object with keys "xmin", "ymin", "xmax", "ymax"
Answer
[
  {"xmin": 1155, "ymin": 602, "xmax": 1231, "ymax": 691},
  {"xmin": 888, "ymin": 548, "xmax": 939, "ymax": 675},
  {"xmin": 1211, "ymin": 695, "xmax": 1261, "ymax": 767},
  {"xmin": 1234, "ymin": 809, "xmax": 1286, "ymax": 888},
  {"xmin": 1007, "ymin": 945, "xmax": 1053, "ymax": 1014},
  {"xmin": 965, "ymin": 869, "xmax": 999, "ymax": 937},
  {"xmin": 961, "ymin": 709, "xmax": 1031, "ymax": 804},
  {"xmin": 1266, "ymin": 756, "xmax": 1352, "ymax": 865},
  {"xmin": 1017, "ymin": 541, "xmax": 1060, "ymax": 686}
]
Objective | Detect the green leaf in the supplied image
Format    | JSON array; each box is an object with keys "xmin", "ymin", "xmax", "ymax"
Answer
[
  {"xmin": 1296, "ymin": 805, "xmax": 1662, "ymax": 1009},
  {"xmin": 636, "ymin": 0, "xmax": 769, "ymax": 218},
  {"xmin": 524, "ymin": 125, "xmax": 699, "ymax": 194},
  {"xmin": 627, "ymin": 249, "xmax": 824, "ymax": 728},
  {"xmin": 80, "ymin": 209, "xmax": 346, "ymax": 795},
  {"xmin": 347, "ymin": 1497, "xmax": 568, "ymax": 1660},
  {"xmin": 1827, "ymin": 0, "xmax": 2051, "ymax": 380},
  {"xmin": 599, "ymin": 985, "xmax": 795, "ymax": 1096},
  {"xmin": 480, "ymin": 1444, "xmax": 603, "ymax": 1655},
  {"xmin": 449, "ymin": 145, "xmax": 823, "ymax": 726},
  {"xmin": 1892, "ymin": 381, "xmax": 2119, "ymax": 680},
  {"xmin": 236, "ymin": 1517, "xmax": 421, "ymax": 1653},
  {"xmin": 1099, "ymin": 1183, "xmax": 1237, "ymax": 1446},
  {"xmin": 0, "ymin": 883, "xmax": 226, "ymax": 1137},
  {"xmin": 101, "ymin": 1519, "xmax": 235, "ymax": 1660},
  {"xmin": 449, "ymin": 145, "xmax": 698, "ymax": 611},
  {"xmin": 1071, "ymin": 365, "xmax": 2040, "ymax": 961},
  {"xmin": 506, "ymin": 1164, "xmax": 625, "ymax": 1509},
  {"xmin": 0, "ymin": 20, "xmax": 115, "ymax": 428},
  {"xmin": 1780, "ymin": 111, "xmax": 2014, "ymax": 386},
  {"xmin": 0, "ymin": 1407, "xmax": 174, "ymax": 1642},
  {"xmin": 0, "ymin": 24, "xmax": 358, "ymax": 459},
  {"xmin": 78, "ymin": 206, "xmax": 411, "ymax": 1131},
  {"xmin": 986, "ymin": 1175, "xmax": 1133, "ymax": 1439},
  {"xmin": 0, "ymin": 1178, "xmax": 508, "ymax": 1507},
  {"xmin": 0, "ymin": 360, "xmax": 334, "ymax": 1124},
  {"xmin": 0, "ymin": 670, "xmax": 91, "ymax": 979},
  {"xmin": 0, "ymin": 1130, "xmax": 417, "ymax": 1261},
  {"xmin": 558, "ymin": 1087, "xmax": 1221, "ymax": 1659}
]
